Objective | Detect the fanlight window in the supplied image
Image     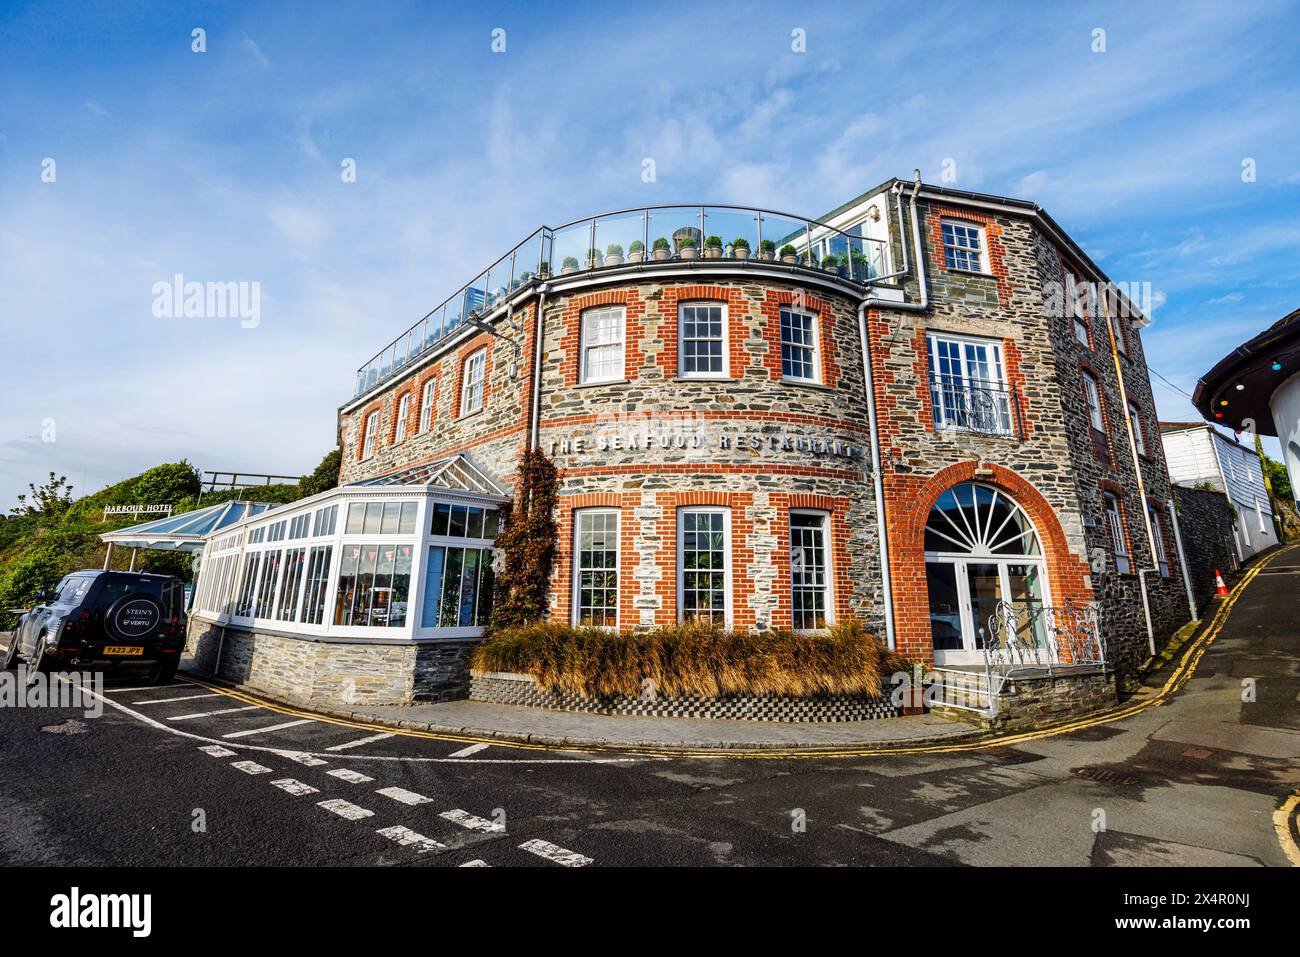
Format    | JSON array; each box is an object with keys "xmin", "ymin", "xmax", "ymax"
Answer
[{"xmin": 924, "ymin": 483, "xmax": 1041, "ymax": 557}]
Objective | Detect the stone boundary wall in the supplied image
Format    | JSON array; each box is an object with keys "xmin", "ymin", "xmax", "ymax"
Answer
[
  {"xmin": 469, "ymin": 670, "xmax": 901, "ymax": 723},
  {"xmin": 186, "ymin": 616, "xmax": 474, "ymax": 707},
  {"xmin": 1172, "ymin": 485, "xmax": 1238, "ymax": 615},
  {"xmin": 931, "ymin": 669, "xmax": 1117, "ymax": 731}
]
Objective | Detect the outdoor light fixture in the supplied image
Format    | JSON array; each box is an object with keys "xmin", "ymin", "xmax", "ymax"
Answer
[
  {"xmin": 1272, "ymin": 358, "xmax": 1284, "ymax": 371},
  {"xmin": 1234, "ymin": 381, "xmax": 1245, "ymax": 390},
  {"xmin": 466, "ymin": 314, "xmax": 524, "ymax": 378},
  {"xmin": 1219, "ymin": 399, "xmax": 1229, "ymax": 406}
]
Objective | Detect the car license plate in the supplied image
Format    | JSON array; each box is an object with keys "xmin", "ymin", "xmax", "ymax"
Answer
[{"xmin": 104, "ymin": 646, "xmax": 144, "ymax": 656}]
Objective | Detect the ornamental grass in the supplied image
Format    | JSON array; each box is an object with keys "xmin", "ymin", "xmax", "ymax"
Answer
[{"xmin": 470, "ymin": 617, "xmax": 904, "ymax": 699}]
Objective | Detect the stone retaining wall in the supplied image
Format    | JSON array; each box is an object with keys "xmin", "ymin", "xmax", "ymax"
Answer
[
  {"xmin": 186, "ymin": 616, "xmax": 474, "ymax": 707},
  {"xmin": 469, "ymin": 670, "xmax": 901, "ymax": 722},
  {"xmin": 932, "ymin": 668, "xmax": 1117, "ymax": 731}
]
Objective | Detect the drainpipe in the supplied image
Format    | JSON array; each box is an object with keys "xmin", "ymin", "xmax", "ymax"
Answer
[
  {"xmin": 1099, "ymin": 292, "xmax": 1159, "ymax": 656},
  {"xmin": 858, "ymin": 300, "xmax": 895, "ymax": 651},
  {"xmin": 1167, "ymin": 494, "xmax": 1199, "ymax": 619},
  {"xmin": 528, "ymin": 284, "xmax": 548, "ymax": 451},
  {"xmin": 908, "ymin": 170, "xmax": 929, "ymax": 312}
]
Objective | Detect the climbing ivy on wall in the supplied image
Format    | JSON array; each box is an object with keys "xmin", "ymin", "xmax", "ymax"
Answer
[{"xmin": 488, "ymin": 447, "xmax": 558, "ymax": 631}]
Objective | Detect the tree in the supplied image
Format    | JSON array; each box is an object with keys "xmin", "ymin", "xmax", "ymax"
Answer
[
  {"xmin": 488, "ymin": 448, "xmax": 558, "ymax": 631},
  {"xmin": 130, "ymin": 461, "xmax": 201, "ymax": 505},
  {"xmin": 12, "ymin": 472, "xmax": 74, "ymax": 519},
  {"xmin": 1263, "ymin": 455, "xmax": 1293, "ymax": 501},
  {"xmin": 299, "ymin": 448, "xmax": 342, "ymax": 498}
]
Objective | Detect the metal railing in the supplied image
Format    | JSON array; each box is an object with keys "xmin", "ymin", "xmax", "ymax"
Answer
[
  {"xmin": 353, "ymin": 205, "xmax": 893, "ymax": 397},
  {"xmin": 929, "ymin": 374, "xmax": 1019, "ymax": 438}
]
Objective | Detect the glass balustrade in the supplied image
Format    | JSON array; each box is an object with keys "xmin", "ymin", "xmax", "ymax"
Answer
[{"xmin": 353, "ymin": 207, "xmax": 892, "ymax": 396}]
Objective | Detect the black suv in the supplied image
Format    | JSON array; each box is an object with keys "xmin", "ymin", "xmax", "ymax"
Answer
[{"xmin": 2, "ymin": 570, "xmax": 186, "ymax": 684}]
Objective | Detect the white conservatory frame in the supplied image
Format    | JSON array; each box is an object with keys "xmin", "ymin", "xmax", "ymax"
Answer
[{"xmin": 190, "ymin": 456, "xmax": 510, "ymax": 644}]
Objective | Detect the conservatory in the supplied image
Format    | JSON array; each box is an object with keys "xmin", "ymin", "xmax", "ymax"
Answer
[{"xmin": 189, "ymin": 455, "xmax": 510, "ymax": 643}]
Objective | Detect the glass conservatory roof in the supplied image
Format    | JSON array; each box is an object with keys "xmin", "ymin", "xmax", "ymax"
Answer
[
  {"xmin": 100, "ymin": 500, "xmax": 280, "ymax": 553},
  {"xmin": 348, "ymin": 454, "xmax": 509, "ymax": 498}
]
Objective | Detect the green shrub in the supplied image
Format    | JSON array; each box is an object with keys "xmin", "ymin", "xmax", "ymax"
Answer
[
  {"xmin": 732, "ymin": 237, "xmax": 750, "ymax": 250},
  {"xmin": 562, "ymin": 256, "xmax": 580, "ymax": 269},
  {"xmin": 652, "ymin": 237, "xmax": 670, "ymax": 251},
  {"xmin": 760, "ymin": 239, "xmax": 776, "ymax": 253},
  {"xmin": 679, "ymin": 236, "xmax": 697, "ymax": 248},
  {"xmin": 779, "ymin": 244, "xmax": 797, "ymax": 258},
  {"xmin": 606, "ymin": 243, "xmax": 623, "ymax": 256},
  {"xmin": 704, "ymin": 235, "xmax": 723, "ymax": 249},
  {"xmin": 130, "ymin": 461, "xmax": 201, "ymax": 505},
  {"xmin": 628, "ymin": 240, "xmax": 645, "ymax": 253},
  {"xmin": 471, "ymin": 616, "xmax": 894, "ymax": 698}
]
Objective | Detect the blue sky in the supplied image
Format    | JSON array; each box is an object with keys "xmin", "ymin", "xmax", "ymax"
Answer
[{"xmin": 1, "ymin": 0, "xmax": 1298, "ymax": 505}]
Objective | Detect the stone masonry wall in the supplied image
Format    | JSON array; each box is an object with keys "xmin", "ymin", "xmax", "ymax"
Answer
[{"xmin": 1172, "ymin": 485, "xmax": 1238, "ymax": 615}]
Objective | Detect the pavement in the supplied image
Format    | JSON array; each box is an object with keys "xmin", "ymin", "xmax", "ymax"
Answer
[{"xmin": 0, "ymin": 545, "xmax": 1296, "ymax": 866}]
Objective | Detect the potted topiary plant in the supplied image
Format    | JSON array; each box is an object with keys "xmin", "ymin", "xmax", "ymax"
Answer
[
  {"xmin": 759, "ymin": 239, "xmax": 776, "ymax": 261},
  {"xmin": 605, "ymin": 243, "xmax": 624, "ymax": 267},
  {"xmin": 561, "ymin": 256, "xmax": 580, "ymax": 274},
  {"xmin": 732, "ymin": 237, "xmax": 751, "ymax": 260},
  {"xmin": 628, "ymin": 240, "xmax": 645, "ymax": 264},
  {"xmin": 586, "ymin": 248, "xmax": 602, "ymax": 269},
  {"xmin": 704, "ymin": 235, "xmax": 723, "ymax": 259},
  {"xmin": 779, "ymin": 244, "xmax": 798, "ymax": 264},
  {"xmin": 821, "ymin": 254, "xmax": 839, "ymax": 273},
  {"xmin": 652, "ymin": 237, "xmax": 671, "ymax": 261},
  {"xmin": 679, "ymin": 236, "xmax": 699, "ymax": 260},
  {"xmin": 536, "ymin": 261, "xmax": 550, "ymax": 279}
]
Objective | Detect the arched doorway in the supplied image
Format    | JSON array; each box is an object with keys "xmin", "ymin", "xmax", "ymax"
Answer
[{"xmin": 924, "ymin": 482, "xmax": 1048, "ymax": 665}]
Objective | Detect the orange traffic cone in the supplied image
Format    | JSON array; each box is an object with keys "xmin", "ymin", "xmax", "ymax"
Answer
[{"xmin": 1214, "ymin": 570, "xmax": 1229, "ymax": 597}]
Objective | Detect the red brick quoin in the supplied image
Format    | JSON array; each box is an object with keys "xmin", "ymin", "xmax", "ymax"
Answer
[{"xmin": 884, "ymin": 461, "xmax": 1093, "ymax": 662}]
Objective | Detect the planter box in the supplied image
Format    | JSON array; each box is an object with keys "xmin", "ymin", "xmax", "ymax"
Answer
[{"xmin": 469, "ymin": 670, "xmax": 902, "ymax": 723}]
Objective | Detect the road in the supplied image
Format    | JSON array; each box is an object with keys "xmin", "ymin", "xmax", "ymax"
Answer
[{"xmin": 1, "ymin": 548, "xmax": 1297, "ymax": 868}]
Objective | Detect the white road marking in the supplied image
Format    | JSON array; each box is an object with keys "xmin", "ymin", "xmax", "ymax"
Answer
[
  {"xmin": 198, "ymin": 745, "xmax": 236, "ymax": 758},
  {"xmin": 325, "ymin": 732, "xmax": 394, "ymax": 752},
  {"xmin": 231, "ymin": 760, "xmax": 272, "ymax": 775},
  {"xmin": 274, "ymin": 751, "xmax": 329, "ymax": 767},
  {"xmin": 318, "ymin": 799, "xmax": 374, "ymax": 820},
  {"xmin": 459, "ymin": 859, "xmax": 490, "ymax": 867},
  {"xmin": 135, "ymin": 692, "xmax": 222, "ymax": 705},
  {"xmin": 61, "ymin": 677, "xmax": 653, "ymax": 765},
  {"xmin": 169, "ymin": 705, "xmax": 261, "ymax": 722},
  {"xmin": 440, "ymin": 809, "xmax": 504, "ymax": 833},
  {"xmin": 103, "ymin": 684, "xmax": 185, "ymax": 693},
  {"xmin": 376, "ymin": 825, "xmax": 446, "ymax": 852},
  {"xmin": 269, "ymin": 778, "xmax": 320, "ymax": 796},
  {"xmin": 519, "ymin": 839, "xmax": 593, "ymax": 867},
  {"xmin": 222, "ymin": 718, "xmax": 314, "ymax": 739},
  {"xmin": 447, "ymin": 742, "xmax": 490, "ymax": 758},
  {"xmin": 375, "ymin": 786, "xmax": 433, "ymax": 806},
  {"xmin": 327, "ymin": 768, "xmax": 374, "ymax": 784}
]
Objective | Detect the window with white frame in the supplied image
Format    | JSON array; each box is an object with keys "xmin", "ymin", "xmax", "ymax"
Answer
[
  {"xmin": 573, "ymin": 509, "xmax": 619, "ymax": 627},
  {"xmin": 1065, "ymin": 270, "xmax": 1090, "ymax": 346},
  {"xmin": 790, "ymin": 511, "xmax": 831, "ymax": 630},
  {"xmin": 460, "ymin": 348, "xmax": 486, "ymax": 415},
  {"xmin": 419, "ymin": 379, "xmax": 436, "ymax": 433},
  {"xmin": 276, "ymin": 547, "xmax": 307, "ymax": 620},
  {"xmin": 1147, "ymin": 503, "xmax": 1169, "ymax": 577},
  {"xmin": 779, "ymin": 307, "xmax": 820, "ymax": 382},
  {"xmin": 393, "ymin": 393, "xmax": 411, "ymax": 444},
  {"xmin": 926, "ymin": 332, "xmax": 1013, "ymax": 434},
  {"xmin": 679, "ymin": 303, "xmax": 726, "ymax": 378},
  {"xmin": 941, "ymin": 220, "xmax": 986, "ymax": 272},
  {"xmin": 580, "ymin": 306, "xmax": 625, "ymax": 384},
  {"xmin": 1103, "ymin": 493, "xmax": 1130, "ymax": 574},
  {"xmin": 1256, "ymin": 497, "xmax": 1267, "ymax": 534},
  {"xmin": 345, "ymin": 500, "xmax": 418, "ymax": 535},
  {"xmin": 361, "ymin": 412, "xmax": 380, "ymax": 460},
  {"xmin": 678, "ymin": 508, "xmax": 729, "ymax": 624},
  {"xmin": 1082, "ymin": 372, "xmax": 1105, "ymax": 432},
  {"xmin": 333, "ymin": 543, "xmax": 414, "ymax": 628},
  {"xmin": 254, "ymin": 549, "xmax": 282, "ymax": 618},
  {"xmin": 420, "ymin": 503, "xmax": 500, "ymax": 630},
  {"xmin": 301, "ymin": 546, "xmax": 333, "ymax": 625},
  {"xmin": 1108, "ymin": 304, "xmax": 1128, "ymax": 354},
  {"xmin": 1128, "ymin": 403, "xmax": 1146, "ymax": 455},
  {"xmin": 311, "ymin": 505, "xmax": 337, "ymax": 538}
]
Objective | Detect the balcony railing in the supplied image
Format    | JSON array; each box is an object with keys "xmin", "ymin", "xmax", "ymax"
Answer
[
  {"xmin": 352, "ymin": 205, "xmax": 892, "ymax": 397},
  {"xmin": 929, "ymin": 374, "xmax": 1019, "ymax": 438}
]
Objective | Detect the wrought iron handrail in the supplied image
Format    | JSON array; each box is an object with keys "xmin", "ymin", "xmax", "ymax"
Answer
[
  {"xmin": 929, "ymin": 373, "xmax": 1020, "ymax": 438},
  {"xmin": 352, "ymin": 204, "xmax": 893, "ymax": 398},
  {"xmin": 983, "ymin": 600, "xmax": 1106, "ymax": 679}
]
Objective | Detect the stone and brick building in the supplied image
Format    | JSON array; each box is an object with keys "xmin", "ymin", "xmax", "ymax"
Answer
[{"xmin": 186, "ymin": 181, "xmax": 1195, "ymax": 707}]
